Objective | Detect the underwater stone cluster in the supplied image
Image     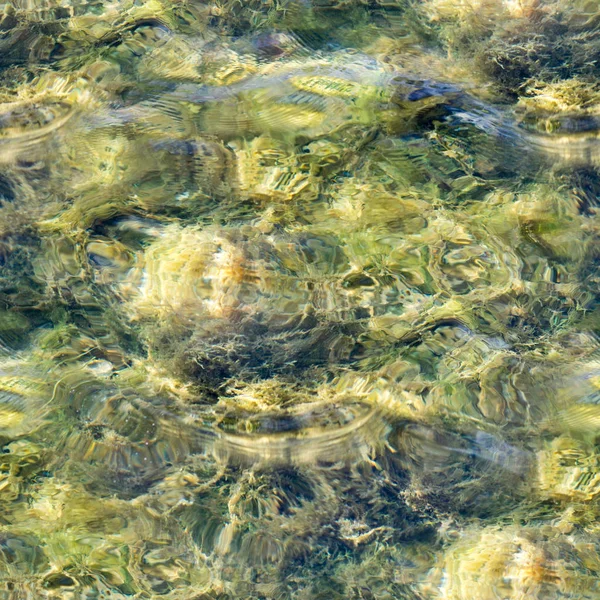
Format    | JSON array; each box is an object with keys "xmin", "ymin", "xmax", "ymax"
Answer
[{"xmin": 0, "ymin": 0, "xmax": 598, "ymax": 598}]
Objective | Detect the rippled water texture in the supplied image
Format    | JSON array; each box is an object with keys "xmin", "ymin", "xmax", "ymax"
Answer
[{"xmin": 4, "ymin": 0, "xmax": 600, "ymax": 597}]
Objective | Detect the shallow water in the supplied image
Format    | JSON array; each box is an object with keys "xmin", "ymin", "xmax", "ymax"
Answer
[{"xmin": 2, "ymin": 0, "xmax": 600, "ymax": 598}]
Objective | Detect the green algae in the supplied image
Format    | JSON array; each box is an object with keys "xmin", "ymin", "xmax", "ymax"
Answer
[{"xmin": 0, "ymin": 0, "xmax": 598, "ymax": 598}]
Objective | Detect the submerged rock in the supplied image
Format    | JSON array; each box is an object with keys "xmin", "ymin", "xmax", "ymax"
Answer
[{"xmin": 430, "ymin": 525, "xmax": 600, "ymax": 599}]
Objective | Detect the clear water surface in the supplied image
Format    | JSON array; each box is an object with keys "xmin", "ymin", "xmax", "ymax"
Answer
[{"xmin": 0, "ymin": 0, "xmax": 599, "ymax": 598}]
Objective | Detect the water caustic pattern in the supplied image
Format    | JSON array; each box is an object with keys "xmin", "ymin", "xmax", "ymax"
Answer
[{"xmin": 3, "ymin": 0, "xmax": 600, "ymax": 597}]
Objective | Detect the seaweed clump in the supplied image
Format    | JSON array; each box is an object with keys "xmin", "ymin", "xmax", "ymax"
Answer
[{"xmin": 414, "ymin": 0, "xmax": 600, "ymax": 101}]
